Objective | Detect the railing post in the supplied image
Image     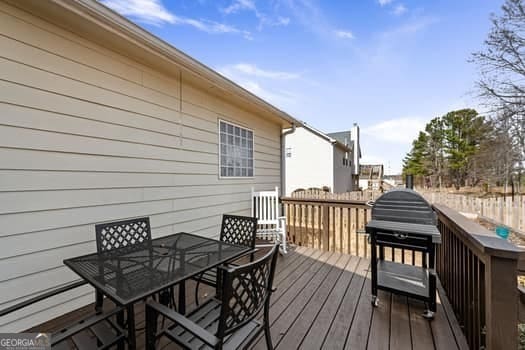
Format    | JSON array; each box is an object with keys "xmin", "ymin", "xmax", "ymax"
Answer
[
  {"xmin": 433, "ymin": 204, "xmax": 522, "ymax": 350},
  {"xmin": 322, "ymin": 204, "xmax": 329, "ymax": 251},
  {"xmin": 484, "ymin": 255, "xmax": 518, "ymax": 350}
]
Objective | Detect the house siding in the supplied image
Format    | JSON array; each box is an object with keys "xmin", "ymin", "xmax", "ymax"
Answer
[
  {"xmin": 284, "ymin": 127, "xmax": 333, "ymax": 195},
  {"xmin": 0, "ymin": 2, "xmax": 281, "ymax": 332},
  {"xmin": 333, "ymin": 146, "xmax": 352, "ymax": 193}
]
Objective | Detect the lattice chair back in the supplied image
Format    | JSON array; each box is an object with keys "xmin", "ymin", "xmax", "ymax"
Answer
[
  {"xmin": 220, "ymin": 214, "xmax": 257, "ymax": 249},
  {"xmin": 216, "ymin": 244, "xmax": 279, "ymax": 340},
  {"xmin": 95, "ymin": 217, "xmax": 152, "ymax": 252}
]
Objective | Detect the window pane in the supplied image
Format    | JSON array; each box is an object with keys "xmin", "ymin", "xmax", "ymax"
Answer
[{"xmin": 219, "ymin": 121, "xmax": 253, "ymax": 178}]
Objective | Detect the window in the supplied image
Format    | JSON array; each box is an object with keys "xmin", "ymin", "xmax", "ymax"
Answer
[{"xmin": 219, "ymin": 120, "xmax": 254, "ymax": 177}]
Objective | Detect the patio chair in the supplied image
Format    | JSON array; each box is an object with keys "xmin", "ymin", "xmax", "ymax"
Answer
[
  {"xmin": 145, "ymin": 244, "xmax": 279, "ymax": 350},
  {"xmin": 94, "ymin": 217, "xmax": 154, "ymax": 311},
  {"xmin": 192, "ymin": 214, "xmax": 258, "ymax": 306},
  {"xmin": 0, "ymin": 280, "xmax": 127, "ymax": 350},
  {"xmin": 252, "ymin": 187, "xmax": 288, "ymax": 253}
]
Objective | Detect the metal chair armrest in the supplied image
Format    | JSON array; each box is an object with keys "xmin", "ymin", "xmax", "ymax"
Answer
[
  {"xmin": 227, "ymin": 248, "xmax": 258, "ymax": 265},
  {"xmin": 146, "ymin": 300, "xmax": 220, "ymax": 347},
  {"xmin": 51, "ymin": 306, "xmax": 126, "ymax": 346},
  {"xmin": 0, "ymin": 280, "xmax": 88, "ymax": 317}
]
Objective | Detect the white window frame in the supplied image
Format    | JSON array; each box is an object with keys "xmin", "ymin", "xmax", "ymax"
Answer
[{"xmin": 218, "ymin": 119, "xmax": 255, "ymax": 179}]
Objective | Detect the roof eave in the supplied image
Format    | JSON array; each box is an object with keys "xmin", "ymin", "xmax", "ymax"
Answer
[{"xmin": 11, "ymin": 0, "xmax": 301, "ymax": 127}]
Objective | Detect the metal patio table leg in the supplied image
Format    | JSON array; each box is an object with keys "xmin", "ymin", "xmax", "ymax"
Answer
[
  {"xmin": 178, "ymin": 280, "xmax": 186, "ymax": 315},
  {"xmin": 127, "ymin": 305, "xmax": 136, "ymax": 350}
]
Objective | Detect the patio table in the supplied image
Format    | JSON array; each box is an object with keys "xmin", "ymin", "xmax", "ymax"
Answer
[{"xmin": 64, "ymin": 232, "xmax": 250, "ymax": 349}]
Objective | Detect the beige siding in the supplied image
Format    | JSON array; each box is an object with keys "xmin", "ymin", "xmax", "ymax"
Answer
[{"xmin": 0, "ymin": 2, "xmax": 282, "ymax": 331}]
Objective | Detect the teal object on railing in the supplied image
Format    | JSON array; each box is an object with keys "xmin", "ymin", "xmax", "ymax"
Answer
[{"xmin": 495, "ymin": 226, "xmax": 510, "ymax": 239}]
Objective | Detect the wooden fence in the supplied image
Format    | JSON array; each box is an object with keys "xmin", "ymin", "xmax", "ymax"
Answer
[
  {"xmin": 281, "ymin": 196, "xmax": 523, "ymax": 350},
  {"xmin": 290, "ymin": 189, "xmax": 382, "ymax": 201},
  {"xmin": 421, "ymin": 192, "xmax": 525, "ymax": 234}
]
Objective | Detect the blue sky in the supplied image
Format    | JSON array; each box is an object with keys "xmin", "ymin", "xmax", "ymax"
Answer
[{"xmin": 101, "ymin": 0, "xmax": 503, "ymax": 174}]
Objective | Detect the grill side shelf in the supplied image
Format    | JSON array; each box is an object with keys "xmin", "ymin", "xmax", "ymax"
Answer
[{"xmin": 377, "ymin": 260, "xmax": 429, "ymax": 298}]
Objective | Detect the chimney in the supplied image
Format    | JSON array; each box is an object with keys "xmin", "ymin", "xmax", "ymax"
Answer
[{"xmin": 351, "ymin": 123, "xmax": 360, "ymax": 175}]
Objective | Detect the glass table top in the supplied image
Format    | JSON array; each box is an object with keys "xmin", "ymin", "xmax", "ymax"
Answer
[{"xmin": 64, "ymin": 232, "xmax": 250, "ymax": 305}]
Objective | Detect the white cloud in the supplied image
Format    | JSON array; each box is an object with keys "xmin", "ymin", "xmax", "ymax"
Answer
[
  {"xmin": 378, "ymin": 0, "xmax": 393, "ymax": 6},
  {"xmin": 217, "ymin": 63, "xmax": 300, "ymax": 108},
  {"xmin": 222, "ymin": 0, "xmax": 256, "ymax": 14},
  {"xmin": 222, "ymin": 0, "xmax": 290, "ymax": 30},
  {"xmin": 221, "ymin": 63, "xmax": 300, "ymax": 80},
  {"xmin": 392, "ymin": 4, "xmax": 407, "ymax": 16},
  {"xmin": 101, "ymin": 0, "xmax": 252, "ymax": 38},
  {"xmin": 381, "ymin": 16, "xmax": 438, "ymax": 38},
  {"xmin": 334, "ymin": 30, "xmax": 354, "ymax": 39},
  {"xmin": 237, "ymin": 80, "xmax": 298, "ymax": 107},
  {"xmin": 362, "ymin": 117, "xmax": 426, "ymax": 144},
  {"xmin": 100, "ymin": 0, "xmax": 176, "ymax": 25}
]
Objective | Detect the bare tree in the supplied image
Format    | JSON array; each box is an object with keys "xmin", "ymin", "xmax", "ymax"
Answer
[{"xmin": 472, "ymin": 0, "xmax": 525, "ymax": 171}]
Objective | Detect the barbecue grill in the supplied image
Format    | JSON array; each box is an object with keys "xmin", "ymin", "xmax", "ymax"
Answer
[{"xmin": 365, "ymin": 188, "xmax": 441, "ymax": 319}]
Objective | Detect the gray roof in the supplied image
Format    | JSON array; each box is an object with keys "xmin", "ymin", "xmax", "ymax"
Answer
[{"xmin": 327, "ymin": 131, "xmax": 351, "ymax": 146}]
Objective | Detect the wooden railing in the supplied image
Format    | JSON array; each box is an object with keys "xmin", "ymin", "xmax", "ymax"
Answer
[
  {"xmin": 281, "ymin": 197, "xmax": 424, "ymax": 264},
  {"xmin": 281, "ymin": 197, "xmax": 371, "ymax": 257},
  {"xmin": 434, "ymin": 204, "xmax": 522, "ymax": 350},
  {"xmin": 282, "ymin": 197, "xmax": 523, "ymax": 350}
]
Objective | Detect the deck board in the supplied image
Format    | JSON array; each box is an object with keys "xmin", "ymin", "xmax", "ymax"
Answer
[
  {"xmin": 367, "ymin": 290, "xmax": 391, "ymax": 350},
  {"xmin": 28, "ymin": 246, "xmax": 467, "ymax": 349}
]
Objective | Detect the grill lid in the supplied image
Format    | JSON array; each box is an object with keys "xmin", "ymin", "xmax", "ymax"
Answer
[{"xmin": 371, "ymin": 188, "xmax": 436, "ymax": 226}]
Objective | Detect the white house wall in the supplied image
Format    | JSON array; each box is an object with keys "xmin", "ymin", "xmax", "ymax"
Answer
[
  {"xmin": 0, "ymin": 2, "xmax": 282, "ymax": 332},
  {"xmin": 284, "ymin": 127, "xmax": 333, "ymax": 195}
]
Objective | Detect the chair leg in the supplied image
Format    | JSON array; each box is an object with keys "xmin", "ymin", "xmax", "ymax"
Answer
[
  {"xmin": 195, "ymin": 279, "xmax": 201, "ymax": 306},
  {"xmin": 263, "ymin": 304, "xmax": 273, "ymax": 350},
  {"xmin": 280, "ymin": 228, "xmax": 287, "ymax": 254},
  {"xmin": 95, "ymin": 290, "xmax": 104, "ymax": 313}
]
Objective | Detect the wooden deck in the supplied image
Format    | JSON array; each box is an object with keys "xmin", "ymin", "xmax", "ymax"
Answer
[{"xmin": 30, "ymin": 246, "xmax": 468, "ymax": 349}]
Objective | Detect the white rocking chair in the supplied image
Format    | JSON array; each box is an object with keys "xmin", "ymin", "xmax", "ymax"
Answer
[{"xmin": 251, "ymin": 187, "xmax": 288, "ymax": 254}]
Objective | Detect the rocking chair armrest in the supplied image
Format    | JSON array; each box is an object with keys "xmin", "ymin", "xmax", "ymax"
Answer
[{"xmin": 146, "ymin": 300, "xmax": 220, "ymax": 347}]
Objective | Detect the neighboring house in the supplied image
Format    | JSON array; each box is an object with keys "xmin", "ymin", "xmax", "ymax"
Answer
[
  {"xmin": 0, "ymin": 0, "xmax": 301, "ymax": 332},
  {"xmin": 327, "ymin": 124, "xmax": 361, "ymax": 190},
  {"xmin": 284, "ymin": 123, "xmax": 361, "ymax": 195},
  {"xmin": 359, "ymin": 164, "xmax": 385, "ymax": 191}
]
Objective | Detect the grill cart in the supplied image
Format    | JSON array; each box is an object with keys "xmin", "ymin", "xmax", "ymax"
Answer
[{"xmin": 365, "ymin": 188, "xmax": 441, "ymax": 319}]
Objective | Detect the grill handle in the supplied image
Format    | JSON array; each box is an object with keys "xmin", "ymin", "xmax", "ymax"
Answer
[{"xmin": 393, "ymin": 232, "xmax": 408, "ymax": 240}]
